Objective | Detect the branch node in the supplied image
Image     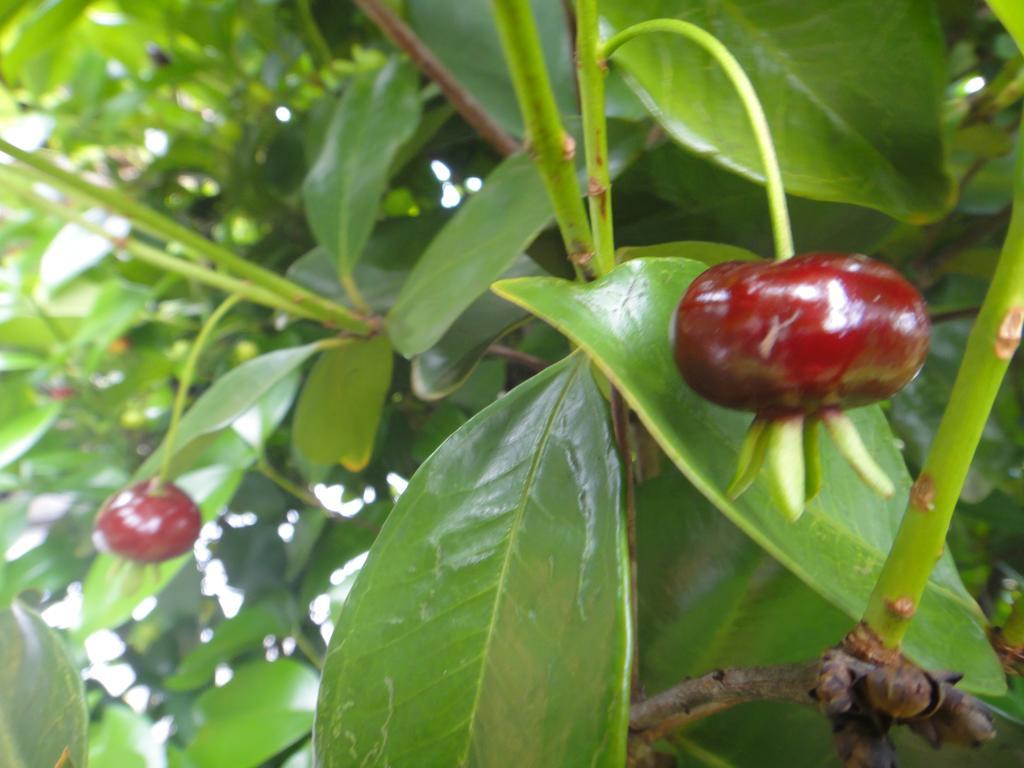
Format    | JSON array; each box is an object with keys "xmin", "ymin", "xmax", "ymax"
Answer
[
  {"xmin": 909, "ymin": 474, "xmax": 936, "ymax": 513},
  {"xmin": 995, "ymin": 305, "xmax": 1024, "ymax": 359},
  {"xmin": 884, "ymin": 596, "xmax": 917, "ymax": 619}
]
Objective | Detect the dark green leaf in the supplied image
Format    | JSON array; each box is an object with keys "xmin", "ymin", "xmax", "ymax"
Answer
[
  {"xmin": 618, "ymin": 240, "xmax": 759, "ymax": 266},
  {"xmin": 293, "ymin": 336, "xmax": 393, "ymax": 471},
  {"xmin": 315, "ymin": 355, "xmax": 630, "ymax": 766},
  {"xmin": 186, "ymin": 659, "xmax": 318, "ymax": 768},
  {"xmin": 302, "ymin": 59, "xmax": 420, "ymax": 284},
  {"xmin": 411, "ymin": 255, "xmax": 543, "ymax": 400},
  {"xmin": 387, "ymin": 153, "xmax": 552, "ymax": 357},
  {"xmin": 406, "ymin": 0, "xmax": 575, "ymax": 137},
  {"xmin": 494, "ymin": 258, "xmax": 1005, "ymax": 693},
  {"xmin": 0, "ymin": 601, "xmax": 87, "ymax": 768},
  {"xmin": 601, "ymin": 0, "xmax": 954, "ymax": 220}
]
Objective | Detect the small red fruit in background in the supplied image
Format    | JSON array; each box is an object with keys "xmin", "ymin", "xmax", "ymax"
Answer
[
  {"xmin": 93, "ymin": 479, "xmax": 201, "ymax": 563},
  {"xmin": 672, "ymin": 253, "xmax": 930, "ymax": 520}
]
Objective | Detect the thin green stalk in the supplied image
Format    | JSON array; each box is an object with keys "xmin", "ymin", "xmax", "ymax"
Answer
[
  {"xmin": 160, "ymin": 294, "xmax": 242, "ymax": 484},
  {"xmin": 601, "ymin": 20, "xmax": 793, "ymax": 262},
  {"xmin": 296, "ymin": 0, "xmax": 333, "ymax": 69},
  {"xmin": 862, "ymin": 119, "xmax": 1024, "ymax": 648},
  {"xmin": 0, "ymin": 138, "xmax": 370, "ymax": 331},
  {"xmin": 576, "ymin": 0, "xmax": 615, "ymax": 276},
  {"xmin": 490, "ymin": 0, "xmax": 596, "ymax": 270},
  {"xmin": 3, "ymin": 179, "xmax": 322, "ymax": 321}
]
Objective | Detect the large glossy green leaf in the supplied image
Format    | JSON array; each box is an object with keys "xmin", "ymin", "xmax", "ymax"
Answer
[
  {"xmin": 494, "ymin": 258, "xmax": 1005, "ymax": 694},
  {"xmin": 187, "ymin": 659, "xmax": 318, "ymax": 768},
  {"xmin": 315, "ymin": 355, "xmax": 631, "ymax": 767},
  {"xmin": 0, "ymin": 601, "xmax": 87, "ymax": 768},
  {"xmin": 387, "ymin": 153, "xmax": 552, "ymax": 357},
  {"xmin": 406, "ymin": 0, "xmax": 575, "ymax": 137},
  {"xmin": 292, "ymin": 336, "xmax": 393, "ymax": 471},
  {"xmin": 77, "ymin": 464, "xmax": 243, "ymax": 637},
  {"xmin": 0, "ymin": 403, "xmax": 60, "ymax": 472},
  {"xmin": 601, "ymin": 0, "xmax": 954, "ymax": 220},
  {"xmin": 302, "ymin": 59, "xmax": 420, "ymax": 284},
  {"xmin": 1, "ymin": 0, "xmax": 91, "ymax": 81},
  {"xmin": 88, "ymin": 705, "xmax": 167, "ymax": 768},
  {"xmin": 136, "ymin": 342, "xmax": 324, "ymax": 478}
]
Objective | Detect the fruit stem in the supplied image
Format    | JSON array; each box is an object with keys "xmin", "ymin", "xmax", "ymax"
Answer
[
  {"xmin": 0, "ymin": 137, "xmax": 370, "ymax": 332},
  {"xmin": 490, "ymin": 0, "xmax": 597, "ymax": 273},
  {"xmin": 862, "ymin": 116, "xmax": 1024, "ymax": 649},
  {"xmin": 158, "ymin": 294, "xmax": 243, "ymax": 485},
  {"xmin": 600, "ymin": 19, "xmax": 794, "ymax": 262},
  {"xmin": 576, "ymin": 0, "xmax": 615, "ymax": 276}
]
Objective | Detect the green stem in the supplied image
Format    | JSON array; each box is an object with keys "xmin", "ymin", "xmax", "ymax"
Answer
[
  {"xmin": 2, "ymin": 178, "xmax": 323, "ymax": 321},
  {"xmin": 296, "ymin": 0, "xmax": 333, "ymax": 69},
  {"xmin": 600, "ymin": 19, "xmax": 794, "ymax": 262},
  {"xmin": 258, "ymin": 459, "xmax": 320, "ymax": 508},
  {"xmin": 0, "ymin": 138, "xmax": 370, "ymax": 331},
  {"xmin": 576, "ymin": 0, "xmax": 615, "ymax": 276},
  {"xmin": 1004, "ymin": 596, "xmax": 1024, "ymax": 647},
  {"xmin": 862, "ymin": 118, "xmax": 1024, "ymax": 648},
  {"xmin": 160, "ymin": 294, "xmax": 242, "ymax": 484},
  {"xmin": 490, "ymin": 0, "xmax": 596, "ymax": 270}
]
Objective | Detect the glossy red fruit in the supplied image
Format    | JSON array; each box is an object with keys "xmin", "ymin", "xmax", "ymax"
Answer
[
  {"xmin": 672, "ymin": 253, "xmax": 929, "ymax": 415},
  {"xmin": 93, "ymin": 479, "xmax": 201, "ymax": 563}
]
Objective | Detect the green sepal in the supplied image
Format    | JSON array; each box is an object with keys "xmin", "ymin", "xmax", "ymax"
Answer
[
  {"xmin": 803, "ymin": 416, "xmax": 823, "ymax": 503},
  {"xmin": 726, "ymin": 417, "xmax": 770, "ymax": 499},
  {"xmin": 765, "ymin": 415, "xmax": 806, "ymax": 522},
  {"xmin": 822, "ymin": 409, "xmax": 895, "ymax": 499}
]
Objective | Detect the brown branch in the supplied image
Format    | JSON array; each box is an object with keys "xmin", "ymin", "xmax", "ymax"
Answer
[
  {"xmin": 486, "ymin": 344, "xmax": 550, "ymax": 371},
  {"xmin": 611, "ymin": 387, "xmax": 641, "ymax": 701},
  {"xmin": 629, "ymin": 662, "xmax": 819, "ymax": 743},
  {"xmin": 354, "ymin": 0, "xmax": 520, "ymax": 157}
]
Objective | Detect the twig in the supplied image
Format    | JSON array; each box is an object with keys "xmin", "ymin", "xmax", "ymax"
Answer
[
  {"xmin": 611, "ymin": 387, "xmax": 640, "ymax": 701},
  {"xmin": 486, "ymin": 343, "xmax": 550, "ymax": 371},
  {"xmin": 930, "ymin": 307, "xmax": 981, "ymax": 323},
  {"xmin": 257, "ymin": 460, "xmax": 381, "ymax": 532},
  {"xmin": 629, "ymin": 662, "xmax": 819, "ymax": 742},
  {"xmin": 354, "ymin": 0, "xmax": 520, "ymax": 157}
]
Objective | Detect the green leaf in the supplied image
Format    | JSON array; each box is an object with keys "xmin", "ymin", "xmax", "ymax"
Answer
[
  {"xmin": 186, "ymin": 660, "xmax": 318, "ymax": 768},
  {"xmin": 406, "ymin": 0, "xmax": 576, "ymax": 137},
  {"xmin": 0, "ymin": 350, "xmax": 43, "ymax": 372},
  {"xmin": 292, "ymin": 336, "xmax": 393, "ymax": 471},
  {"xmin": 601, "ymin": 0, "xmax": 954, "ymax": 220},
  {"xmin": 165, "ymin": 600, "xmax": 293, "ymax": 691},
  {"xmin": 77, "ymin": 465, "xmax": 244, "ymax": 637},
  {"xmin": 88, "ymin": 705, "xmax": 167, "ymax": 768},
  {"xmin": 0, "ymin": 601, "xmax": 87, "ymax": 768},
  {"xmin": 2, "ymin": 0, "xmax": 91, "ymax": 82},
  {"xmin": 136, "ymin": 343, "xmax": 325, "ymax": 479},
  {"xmin": 0, "ymin": 403, "xmax": 61, "ymax": 472},
  {"xmin": 302, "ymin": 59, "xmax": 420, "ymax": 286},
  {"xmin": 411, "ymin": 255, "xmax": 543, "ymax": 400},
  {"xmin": 315, "ymin": 355, "xmax": 630, "ymax": 767},
  {"xmin": 231, "ymin": 371, "xmax": 301, "ymax": 451},
  {"xmin": 494, "ymin": 258, "xmax": 1005, "ymax": 694},
  {"xmin": 989, "ymin": 0, "xmax": 1024, "ymax": 53},
  {"xmin": 387, "ymin": 153, "xmax": 552, "ymax": 357},
  {"xmin": 619, "ymin": 240, "xmax": 760, "ymax": 265}
]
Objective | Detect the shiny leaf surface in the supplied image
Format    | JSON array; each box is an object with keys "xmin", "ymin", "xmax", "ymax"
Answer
[
  {"xmin": 302, "ymin": 59, "xmax": 420, "ymax": 283},
  {"xmin": 0, "ymin": 601, "xmax": 87, "ymax": 768},
  {"xmin": 601, "ymin": 0, "xmax": 954, "ymax": 220},
  {"xmin": 494, "ymin": 258, "xmax": 1004, "ymax": 693},
  {"xmin": 315, "ymin": 355, "xmax": 630, "ymax": 766},
  {"xmin": 387, "ymin": 153, "xmax": 551, "ymax": 357},
  {"xmin": 0, "ymin": 403, "xmax": 60, "ymax": 472}
]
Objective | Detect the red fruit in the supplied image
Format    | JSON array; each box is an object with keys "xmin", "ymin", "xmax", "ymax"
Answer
[
  {"xmin": 93, "ymin": 479, "xmax": 201, "ymax": 563},
  {"xmin": 672, "ymin": 253, "xmax": 929, "ymax": 416}
]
